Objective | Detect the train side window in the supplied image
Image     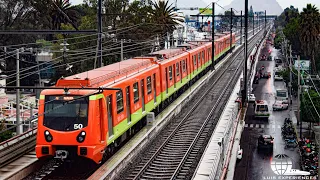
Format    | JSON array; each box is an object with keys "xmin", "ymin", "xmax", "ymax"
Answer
[
  {"xmin": 176, "ymin": 62, "xmax": 179, "ymax": 76},
  {"xmin": 147, "ymin": 76, "xmax": 152, "ymax": 94},
  {"xmin": 186, "ymin": 59, "xmax": 188, "ymax": 79},
  {"xmin": 202, "ymin": 51, "xmax": 205, "ymax": 61},
  {"xmin": 182, "ymin": 60, "xmax": 186, "ymax": 72},
  {"xmin": 116, "ymin": 90, "xmax": 124, "ymax": 114},
  {"xmin": 133, "ymin": 82, "xmax": 139, "ymax": 103},
  {"xmin": 198, "ymin": 53, "xmax": 201, "ymax": 65},
  {"xmin": 193, "ymin": 55, "xmax": 196, "ymax": 66},
  {"xmin": 169, "ymin": 66, "xmax": 173, "ymax": 80}
]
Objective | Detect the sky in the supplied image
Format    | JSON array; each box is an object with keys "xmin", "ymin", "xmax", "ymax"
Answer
[{"xmin": 70, "ymin": 0, "xmax": 320, "ymax": 12}]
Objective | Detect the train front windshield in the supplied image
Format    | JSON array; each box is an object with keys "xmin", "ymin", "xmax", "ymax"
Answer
[{"xmin": 43, "ymin": 96, "xmax": 89, "ymax": 131}]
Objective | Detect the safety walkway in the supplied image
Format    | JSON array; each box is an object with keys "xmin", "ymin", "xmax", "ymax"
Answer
[{"xmin": 193, "ymin": 25, "xmax": 272, "ymax": 180}]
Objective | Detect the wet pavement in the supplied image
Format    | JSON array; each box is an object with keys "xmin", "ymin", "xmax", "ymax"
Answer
[{"xmin": 234, "ymin": 44, "xmax": 302, "ymax": 180}]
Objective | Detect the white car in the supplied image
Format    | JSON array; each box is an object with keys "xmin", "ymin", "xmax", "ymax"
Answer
[
  {"xmin": 248, "ymin": 94, "xmax": 256, "ymax": 102},
  {"xmin": 237, "ymin": 145, "xmax": 243, "ymax": 160},
  {"xmin": 273, "ymin": 101, "xmax": 289, "ymax": 111}
]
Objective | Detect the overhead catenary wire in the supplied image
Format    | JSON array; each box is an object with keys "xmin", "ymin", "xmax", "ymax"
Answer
[
  {"xmin": 0, "ymin": 22, "xmax": 174, "ymax": 50},
  {"xmin": 5, "ymin": 42, "xmax": 157, "ymax": 85},
  {"xmin": 2, "ymin": 34, "xmax": 166, "ymax": 80}
]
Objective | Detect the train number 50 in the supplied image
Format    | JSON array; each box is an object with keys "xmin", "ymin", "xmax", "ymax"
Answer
[{"xmin": 74, "ymin": 124, "xmax": 83, "ymax": 129}]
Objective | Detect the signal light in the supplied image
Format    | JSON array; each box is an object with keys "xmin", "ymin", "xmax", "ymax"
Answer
[
  {"xmin": 44, "ymin": 130, "xmax": 53, "ymax": 142},
  {"xmin": 77, "ymin": 131, "xmax": 86, "ymax": 143}
]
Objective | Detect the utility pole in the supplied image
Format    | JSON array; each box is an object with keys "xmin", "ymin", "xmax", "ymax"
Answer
[
  {"xmin": 242, "ymin": 0, "xmax": 248, "ymax": 106},
  {"xmin": 230, "ymin": 8, "xmax": 233, "ymax": 51},
  {"xmin": 121, "ymin": 39, "xmax": 123, "ymax": 61},
  {"xmin": 265, "ymin": 10, "xmax": 267, "ymax": 32},
  {"xmin": 97, "ymin": 0, "xmax": 103, "ymax": 68},
  {"xmin": 211, "ymin": 2, "xmax": 215, "ymax": 69},
  {"xmin": 240, "ymin": 11, "xmax": 243, "ymax": 44},
  {"xmin": 16, "ymin": 48, "xmax": 22, "ymax": 135},
  {"xmin": 60, "ymin": 39, "xmax": 69, "ymax": 65},
  {"xmin": 289, "ymin": 44, "xmax": 292, "ymax": 105},
  {"xmin": 297, "ymin": 55, "xmax": 302, "ymax": 139},
  {"xmin": 252, "ymin": 14, "xmax": 254, "ymax": 35}
]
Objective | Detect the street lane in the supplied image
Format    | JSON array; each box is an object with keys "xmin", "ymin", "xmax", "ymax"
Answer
[{"xmin": 234, "ymin": 43, "xmax": 301, "ymax": 180}]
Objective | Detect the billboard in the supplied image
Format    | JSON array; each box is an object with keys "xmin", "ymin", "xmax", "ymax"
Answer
[
  {"xmin": 294, "ymin": 60, "xmax": 310, "ymax": 71},
  {"xmin": 199, "ymin": 8, "xmax": 212, "ymax": 15}
]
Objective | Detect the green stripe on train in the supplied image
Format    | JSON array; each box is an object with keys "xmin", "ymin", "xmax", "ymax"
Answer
[{"xmin": 107, "ymin": 94, "xmax": 161, "ymax": 145}]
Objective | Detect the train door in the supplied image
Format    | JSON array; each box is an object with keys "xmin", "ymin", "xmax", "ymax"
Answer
[
  {"xmin": 165, "ymin": 67, "xmax": 168, "ymax": 94},
  {"xmin": 153, "ymin": 74, "xmax": 156, "ymax": 103},
  {"xmin": 126, "ymin": 86, "xmax": 131, "ymax": 123},
  {"xmin": 173, "ymin": 63, "xmax": 176, "ymax": 88},
  {"xmin": 106, "ymin": 95, "xmax": 113, "ymax": 137},
  {"xmin": 141, "ymin": 79, "xmax": 145, "ymax": 112},
  {"xmin": 99, "ymin": 99, "xmax": 105, "ymax": 142}
]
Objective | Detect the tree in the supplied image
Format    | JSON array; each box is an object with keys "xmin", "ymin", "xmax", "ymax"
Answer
[
  {"xmin": 0, "ymin": 119, "xmax": 13, "ymax": 143},
  {"xmin": 150, "ymin": 0, "xmax": 184, "ymax": 36},
  {"xmin": 299, "ymin": 4, "xmax": 320, "ymax": 73},
  {"xmin": 220, "ymin": 10, "xmax": 236, "ymax": 32},
  {"xmin": 49, "ymin": 0, "xmax": 80, "ymax": 30},
  {"xmin": 249, "ymin": 6, "xmax": 254, "ymax": 23},
  {"xmin": 283, "ymin": 17, "xmax": 301, "ymax": 54},
  {"xmin": 274, "ymin": 6, "xmax": 299, "ymax": 28},
  {"xmin": 301, "ymin": 89, "xmax": 320, "ymax": 123}
]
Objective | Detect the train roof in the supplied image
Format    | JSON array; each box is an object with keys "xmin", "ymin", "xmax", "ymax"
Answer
[
  {"xmin": 149, "ymin": 48, "xmax": 185, "ymax": 59},
  {"xmin": 56, "ymin": 58, "xmax": 153, "ymax": 87}
]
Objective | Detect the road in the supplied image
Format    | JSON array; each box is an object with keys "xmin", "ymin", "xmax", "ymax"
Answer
[{"xmin": 234, "ymin": 43, "xmax": 301, "ymax": 180}]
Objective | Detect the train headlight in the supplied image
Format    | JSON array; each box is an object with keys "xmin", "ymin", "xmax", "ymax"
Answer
[
  {"xmin": 77, "ymin": 131, "xmax": 86, "ymax": 143},
  {"xmin": 44, "ymin": 130, "xmax": 53, "ymax": 142}
]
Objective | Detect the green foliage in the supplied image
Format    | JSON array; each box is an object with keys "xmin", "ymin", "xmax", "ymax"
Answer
[
  {"xmin": 279, "ymin": 68, "xmax": 298, "ymax": 92},
  {"xmin": 0, "ymin": 120, "xmax": 13, "ymax": 143},
  {"xmin": 1, "ymin": 0, "xmax": 185, "ymax": 82},
  {"xmin": 299, "ymin": 4, "xmax": 320, "ymax": 73},
  {"xmin": 274, "ymin": 33, "xmax": 284, "ymax": 49},
  {"xmin": 220, "ymin": 10, "xmax": 236, "ymax": 31},
  {"xmin": 275, "ymin": 4, "xmax": 320, "ymax": 73},
  {"xmin": 274, "ymin": 5, "xmax": 299, "ymax": 28},
  {"xmin": 249, "ymin": 6, "xmax": 254, "ymax": 23},
  {"xmin": 301, "ymin": 90, "xmax": 320, "ymax": 123},
  {"xmin": 283, "ymin": 18, "xmax": 301, "ymax": 54}
]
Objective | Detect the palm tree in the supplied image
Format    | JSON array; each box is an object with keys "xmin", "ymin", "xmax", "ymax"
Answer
[
  {"xmin": 299, "ymin": 4, "xmax": 320, "ymax": 73},
  {"xmin": 150, "ymin": 0, "xmax": 184, "ymax": 48},
  {"xmin": 150, "ymin": 0, "xmax": 184, "ymax": 35},
  {"xmin": 50, "ymin": 0, "xmax": 79, "ymax": 30}
]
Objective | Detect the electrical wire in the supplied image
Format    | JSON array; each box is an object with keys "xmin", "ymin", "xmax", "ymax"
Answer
[
  {"xmin": 2, "ymin": 34, "xmax": 166, "ymax": 79},
  {"xmin": 5, "ymin": 42, "xmax": 157, "ymax": 85},
  {"xmin": 301, "ymin": 75, "xmax": 320, "ymax": 119}
]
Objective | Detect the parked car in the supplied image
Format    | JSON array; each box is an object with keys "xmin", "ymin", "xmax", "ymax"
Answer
[
  {"xmin": 237, "ymin": 145, "xmax": 243, "ymax": 161},
  {"xmin": 248, "ymin": 94, "xmax": 256, "ymax": 102},
  {"xmin": 274, "ymin": 70, "xmax": 283, "ymax": 81},
  {"xmin": 273, "ymin": 100, "xmax": 289, "ymax": 110},
  {"xmin": 262, "ymin": 71, "xmax": 271, "ymax": 78},
  {"xmin": 258, "ymin": 135, "xmax": 274, "ymax": 150}
]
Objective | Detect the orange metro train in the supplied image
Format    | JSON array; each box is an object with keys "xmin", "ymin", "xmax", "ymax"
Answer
[{"xmin": 36, "ymin": 33, "xmax": 236, "ymax": 164}]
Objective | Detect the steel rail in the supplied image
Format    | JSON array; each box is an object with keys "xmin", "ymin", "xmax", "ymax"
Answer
[
  {"xmin": 130, "ymin": 27, "xmax": 267, "ymax": 180},
  {"xmin": 2, "ymin": 26, "xmax": 265, "ymax": 179}
]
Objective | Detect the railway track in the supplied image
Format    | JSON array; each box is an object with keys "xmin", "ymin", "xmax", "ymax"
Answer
[
  {"xmin": 118, "ymin": 28, "xmax": 267, "ymax": 180},
  {"xmin": 1, "ymin": 27, "xmax": 265, "ymax": 180}
]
